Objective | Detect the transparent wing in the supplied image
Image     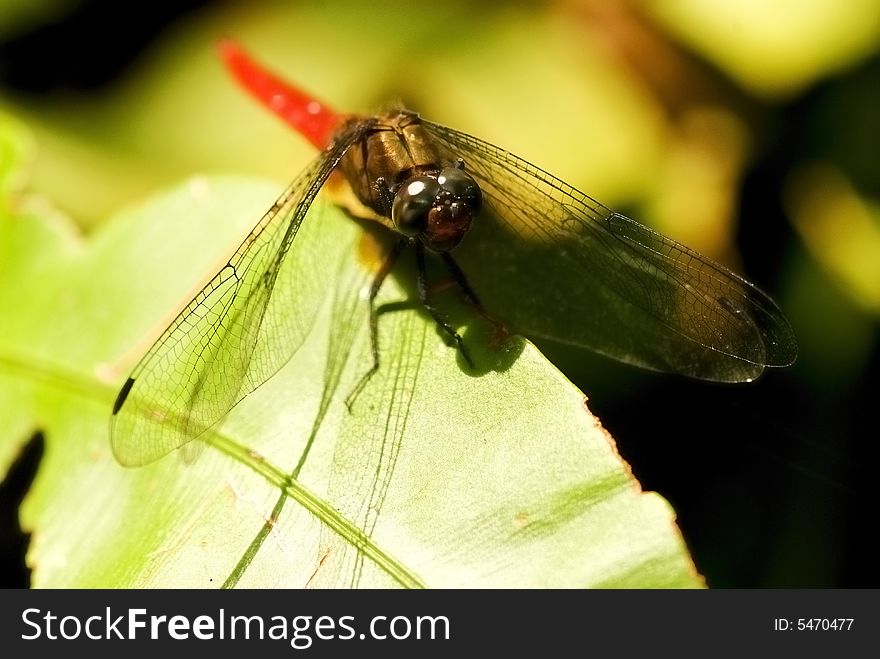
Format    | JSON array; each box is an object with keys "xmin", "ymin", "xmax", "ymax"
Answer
[
  {"xmin": 421, "ymin": 119, "xmax": 797, "ymax": 381},
  {"xmin": 110, "ymin": 122, "xmax": 371, "ymax": 466}
]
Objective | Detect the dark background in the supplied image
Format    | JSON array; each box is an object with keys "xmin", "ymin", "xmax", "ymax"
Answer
[{"xmin": 1, "ymin": 0, "xmax": 877, "ymax": 587}]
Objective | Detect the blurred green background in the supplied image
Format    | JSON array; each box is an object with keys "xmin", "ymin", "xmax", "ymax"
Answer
[{"xmin": 1, "ymin": 0, "xmax": 877, "ymax": 587}]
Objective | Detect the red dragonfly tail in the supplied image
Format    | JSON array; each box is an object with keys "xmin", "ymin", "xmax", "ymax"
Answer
[{"xmin": 217, "ymin": 39, "xmax": 343, "ymax": 150}]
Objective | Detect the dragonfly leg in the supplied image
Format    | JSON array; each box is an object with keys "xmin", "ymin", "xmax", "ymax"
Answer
[
  {"xmin": 417, "ymin": 244, "xmax": 475, "ymax": 369},
  {"xmin": 440, "ymin": 252, "xmax": 509, "ymax": 344},
  {"xmin": 345, "ymin": 238, "xmax": 407, "ymax": 411},
  {"xmin": 372, "ymin": 176, "xmax": 395, "ymax": 216}
]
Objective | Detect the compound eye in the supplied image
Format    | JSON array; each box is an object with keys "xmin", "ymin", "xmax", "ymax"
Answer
[
  {"xmin": 392, "ymin": 177, "xmax": 441, "ymax": 236},
  {"xmin": 437, "ymin": 167, "xmax": 482, "ymax": 213}
]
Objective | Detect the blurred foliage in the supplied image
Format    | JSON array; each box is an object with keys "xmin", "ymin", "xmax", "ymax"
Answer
[
  {"xmin": 0, "ymin": 0, "xmax": 878, "ymax": 587},
  {"xmin": 786, "ymin": 164, "xmax": 880, "ymax": 315},
  {"xmin": 642, "ymin": 0, "xmax": 880, "ymax": 96},
  {"xmin": 0, "ymin": 0, "xmax": 74, "ymax": 40}
]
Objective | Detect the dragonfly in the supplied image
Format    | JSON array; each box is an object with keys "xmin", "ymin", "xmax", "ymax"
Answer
[{"xmin": 110, "ymin": 40, "xmax": 797, "ymax": 466}]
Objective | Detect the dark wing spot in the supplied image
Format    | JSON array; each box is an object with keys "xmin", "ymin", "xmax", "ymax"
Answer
[{"xmin": 112, "ymin": 377, "xmax": 135, "ymax": 415}]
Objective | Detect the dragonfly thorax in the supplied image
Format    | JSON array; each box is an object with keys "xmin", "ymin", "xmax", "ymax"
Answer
[{"xmin": 337, "ymin": 110, "xmax": 482, "ymax": 251}]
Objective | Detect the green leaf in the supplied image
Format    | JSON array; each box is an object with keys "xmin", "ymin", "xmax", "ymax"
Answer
[{"xmin": 0, "ymin": 124, "xmax": 701, "ymax": 587}]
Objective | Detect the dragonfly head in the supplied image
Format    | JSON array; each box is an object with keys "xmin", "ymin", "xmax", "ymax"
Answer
[{"xmin": 392, "ymin": 166, "xmax": 482, "ymax": 252}]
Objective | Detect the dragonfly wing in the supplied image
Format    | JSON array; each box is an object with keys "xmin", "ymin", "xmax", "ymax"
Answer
[
  {"xmin": 421, "ymin": 119, "xmax": 797, "ymax": 381},
  {"xmin": 110, "ymin": 122, "xmax": 371, "ymax": 466}
]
